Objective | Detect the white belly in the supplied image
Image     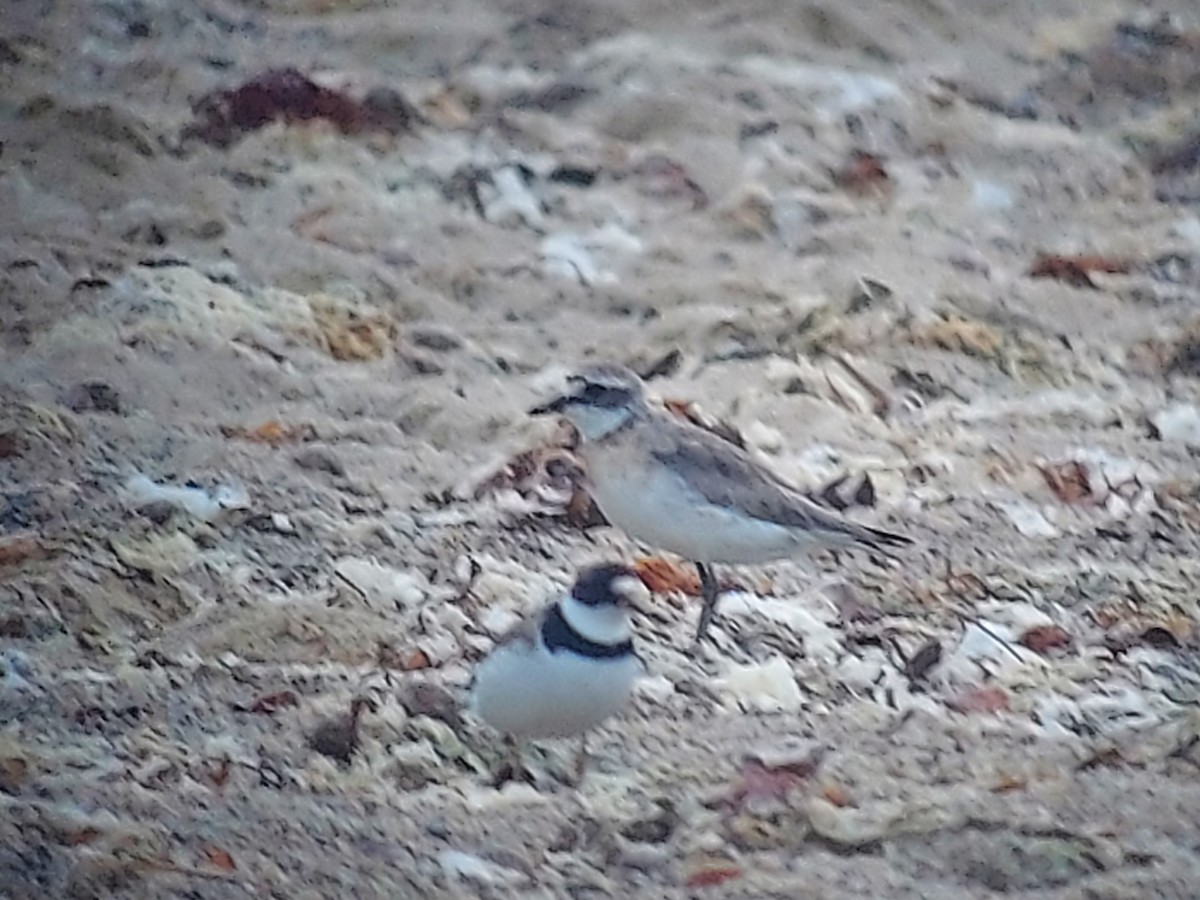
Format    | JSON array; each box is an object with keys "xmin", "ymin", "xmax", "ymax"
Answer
[
  {"xmin": 470, "ymin": 643, "xmax": 641, "ymax": 738},
  {"xmin": 586, "ymin": 459, "xmax": 805, "ymax": 564}
]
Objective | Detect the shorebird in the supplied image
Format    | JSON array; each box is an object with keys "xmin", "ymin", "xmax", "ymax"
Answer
[
  {"xmin": 531, "ymin": 363, "xmax": 910, "ymax": 640},
  {"xmin": 469, "ymin": 563, "xmax": 645, "ymax": 782}
]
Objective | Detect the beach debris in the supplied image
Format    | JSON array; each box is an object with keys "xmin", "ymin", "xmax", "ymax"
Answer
[
  {"xmin": 715, "ymin": 657, "xmax": 803, "ymax": 713},
  {"xmin": 1020, "ymin": 625, "xmax": 1073, "ymax": 654},
  {"xmin": 183, "ymin": 68, "xmax": 419, "ymax": 147},
  {"xmin": 910, "ymin": 316, "xmax": 1002, "ymax": 359},
  {"xmin": 438, "ymin": 849, "xmax": 526, "ymax": 887},
  {"xmin": 833, "ymin": 150, "xmax": 890, "ymax": 197},
  {"xmin": 124, "ymin": 474, "xmax": 249, "ymax": 521},
  {"xmin": 220, "ymin": 420, "xmax": 316, "ymax": 446},
  {"xmin": 684, "ymin": 859, "xmax": 742, "ymax": 888},
  {"xmin": 993, "ymin": 500, "xmax": 1059, "ymax": 538},
  {"xmin": 333, "ymin": 557, "xmax": 428, "ymax": 611},
  {"xmin": 1029, "ymin": 253, "xmax": 1130, "ymax": 288},
  {"xmin": 308, "ymin": 696, "xmax": 375, "ymax": 766},
  {"xmin": 1150, "ymin": 403, "xmax": 1200, "ymax": 448},
  {"xmin": 540, "ymin": 223, "xmax": 643, "ymax": 286},
  {"xmin": 62, "ymin": 381, "xmax": 122, "ymax": 414},
  {"xmin": 308, "ymin": 294, "xmax": 397, "ymax": 361},
  {"xmin": 948, "ymin": 685, "xmax": 1011, "ymax": 714}
]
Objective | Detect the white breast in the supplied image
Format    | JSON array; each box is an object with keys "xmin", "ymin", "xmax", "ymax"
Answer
[
  {"xmin": 470, "ymin": 639, "xmax": 641, "ymax": 739},
  {"xmin": 585, "ymin": 452, "xmax": 806, "ymax": 564}
]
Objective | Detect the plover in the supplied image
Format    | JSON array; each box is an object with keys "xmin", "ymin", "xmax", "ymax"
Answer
[
  {"xmin": 531, "ymin": 363, "xmax": 911, "ymax": 640},
  {"xmin": 469, "ymin": 563, "xmax": 645, "ymax": 781}
]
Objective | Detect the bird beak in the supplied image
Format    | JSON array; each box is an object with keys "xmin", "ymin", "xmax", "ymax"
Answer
[{"xmin": 529, "ymin": 394, "xmax": 570, "ymax": 416}]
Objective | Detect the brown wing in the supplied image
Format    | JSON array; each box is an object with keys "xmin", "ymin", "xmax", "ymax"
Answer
[{"xmin": 649, "ymin": 418, "xmax": 911, "ymax": 551}]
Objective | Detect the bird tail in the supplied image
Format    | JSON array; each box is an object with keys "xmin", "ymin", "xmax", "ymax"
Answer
[{"xmin": 819, "ymin": 513, "xmax": 912, "ymax": 555}]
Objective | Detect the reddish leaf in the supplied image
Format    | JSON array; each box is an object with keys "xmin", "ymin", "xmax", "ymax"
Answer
[
  {"xmin": 634, "ymin": 556, "xmax": 701, "ymax": 596},
  {"xmin": 402, "ymin": 649, "xmax": 431, "ymax": 671},
  {"xmin": 948, "ymin": 686, "xmax": 1010, "ymax": 714},
  {"xmin": 205, "ymin": 847, "xmax": 236, "ymax": 872},
  {"xmin": 1029, "ymin": 253, "xmax": 1130, "ymax": 289},
  {"xmin": 685, "ymin": 863, "xmax": 743, "ymax": 888},
  {"xmin": 1020, "ymin": 625, "xmax": 1073, "ymax": 653},
  {"xmin": 183, "ymin": 68, "xmax": 418, "ymax": 148}
]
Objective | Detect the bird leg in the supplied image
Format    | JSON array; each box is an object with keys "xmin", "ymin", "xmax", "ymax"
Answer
[
  {"xmin": 694, "ymin": 562, "xmax": 721, "ymax": 642},
  {"xmin": 494, "ymin": 736, "xmax": 530, "ymax": 787},
  {"xmin": 571, "ymin": 734, "xmax": 589, "ymax": 786}
]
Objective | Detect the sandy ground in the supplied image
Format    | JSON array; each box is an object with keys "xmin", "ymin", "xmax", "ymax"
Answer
[{"xmin": 4, "ymin": 0, "xmax": 1200, "ymax": 897}]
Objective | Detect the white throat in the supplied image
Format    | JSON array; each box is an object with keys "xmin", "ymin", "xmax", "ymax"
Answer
[
  {"xmin": 558, "ymin": 595, "xmax": 631, "ymax": 646},
  {"xmin": 563, "ymin": 404, "xmax": 635, "ymax": 441}
]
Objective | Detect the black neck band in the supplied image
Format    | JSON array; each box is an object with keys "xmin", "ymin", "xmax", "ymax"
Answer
[{"xmin": 541, "ymin": 604, "xmax": 633, "ymax": 659}]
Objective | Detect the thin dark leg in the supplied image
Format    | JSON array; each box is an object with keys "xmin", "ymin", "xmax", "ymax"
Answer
[
  {"xmin": 495, "ymin": 736, "xmax": 528, "ymax": 786},
  {"xmin": 572, "ymin": 734, "xmax": 588, "ymax": 786},
  {"xmin": 694, "ymin": 562, "xmax": 721, "ymax": 642}
]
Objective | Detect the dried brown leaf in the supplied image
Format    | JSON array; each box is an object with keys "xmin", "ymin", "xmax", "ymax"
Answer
[
  {"xmin": 204, "ymin": 847, "xmax": 236, "ymax": 872},
  {"xmin": 634, "ymin": 556, "xmax": 701, "ymax": 596},
  {"xmin": 1029, "ymin": 253, "xmax": 1130, "ymax": 289},
  {"xmin": 401, "ymin": 649, "xmax": 431, "ymax": 671},
  {"xmin": 182, "ymin": 68, "xmax": 418, "ymax": 148},
  {"xmin": 685, "ymin": 862, "xmax": 743, "ymax": 888},
  {"xmin": 990, "ymin": 774, "xmax": 1027, "ymax": 793},
  {"xmin": 220, "ymin": 420, "xmax": 316, "ymax": 446},
  {"xmin": 948, "ymin": 686, "xmax": 1010, "ymax": 714},
  {"xmin": 1020, "ymin": 625, "xmax": 1073, "ymax": 653}
]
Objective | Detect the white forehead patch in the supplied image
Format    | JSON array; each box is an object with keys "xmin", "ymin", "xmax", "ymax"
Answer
[{"xmin": 611, "ymin": 574, "xmax": 650, "ymax": 605}]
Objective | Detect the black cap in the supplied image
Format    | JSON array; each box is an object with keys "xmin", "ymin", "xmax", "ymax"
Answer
[{"xmin": 571, "ymin": 563, "xmax": 640, "ymax": 607}]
